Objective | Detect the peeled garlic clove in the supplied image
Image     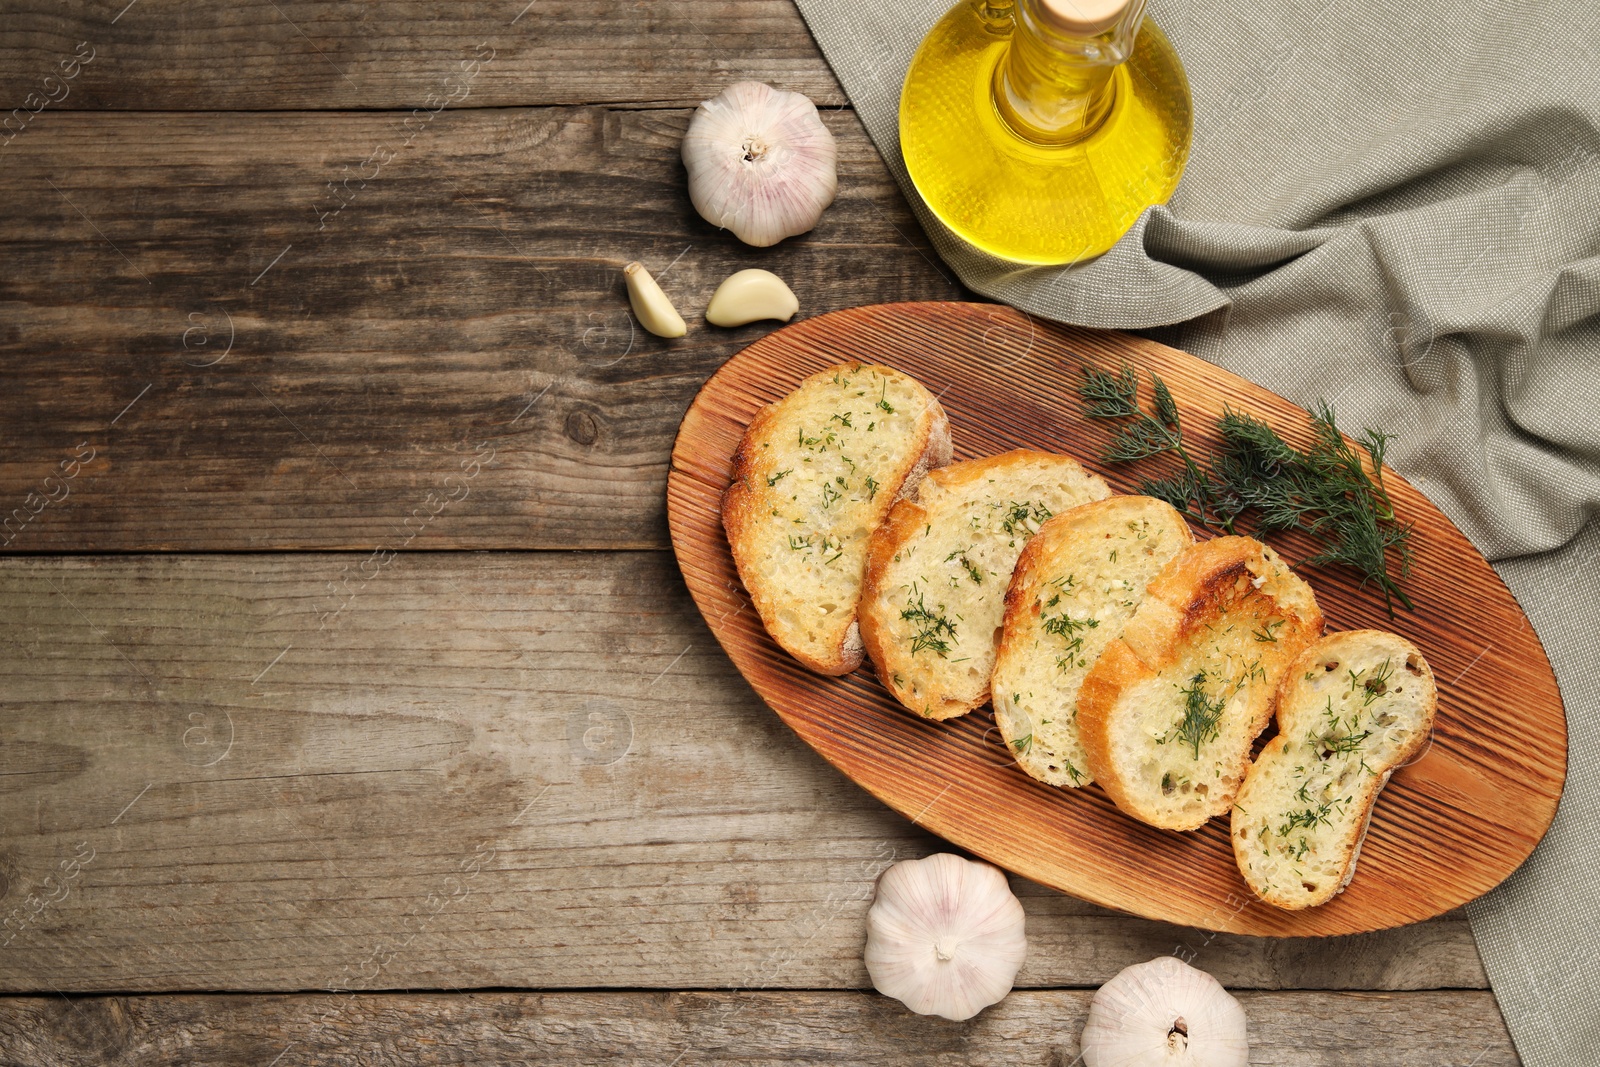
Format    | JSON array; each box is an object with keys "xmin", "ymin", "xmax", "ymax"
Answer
[
  {"xmin": 864, "ymin": 853, "xmax": 1027, "ymax": 1022},
  {"xmin": 1081, "ymin": 957, "xmax": 1249, "ymax": 1067},
  {"xmin": 705, "ymin": 269, "xmax": 799, "ymax": 327},
  {"xmin": 682, "ymin": 81, "xmax": 838, "ymax": 248},
  {"xmin": 623, "ymin": 261, "xmax": 686, "ymax": 338}
]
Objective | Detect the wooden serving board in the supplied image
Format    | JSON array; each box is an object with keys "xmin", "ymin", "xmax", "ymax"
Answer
[{"xmin": 665, "ymin": 302, "xmax": 1567, "ymax": 936}]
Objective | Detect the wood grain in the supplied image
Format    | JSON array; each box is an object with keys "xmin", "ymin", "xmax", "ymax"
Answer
[
  {"xmin": 0, "ymin": 552, "xmax": 1485, "ymax": 993},
  {"xmin": 0, "ymin": 990, "xmax": 1521, "ymax": 1066},
  {"xmin": 0, "ymin": 3, "xmax": 1526, "ymax": 1060},
  {"xmin": 0, "ymin": 107, "xmax": 962, "ymax": 552},
  {"xmin": 667, "ymin": 302, "xmax": 1568, "ymax": 936},
  {"xmin": 0, "ymin": 1, "xmax": 840, "ymax": 111}
]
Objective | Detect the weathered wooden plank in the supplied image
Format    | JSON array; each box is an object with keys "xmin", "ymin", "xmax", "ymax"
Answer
[
  {"xmin": 0, "ymin": 552, "xmax": 1485, "ymax": 992},
  {"xmin": 0, "ymin": 990, "xmax": 1519, "ymax": 1066},
  {"xmin": 0, "ymin": 107, "xmax": 963, "ymax": 552},
  {"xmin": 0, "ymin": 1, "xmax": 841, "ymax": 113}
]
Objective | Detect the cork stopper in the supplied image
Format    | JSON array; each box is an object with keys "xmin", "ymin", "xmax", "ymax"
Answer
[{"xmin": 1036, "ymin": 0, "xmax": 1133, "ymax": 35}]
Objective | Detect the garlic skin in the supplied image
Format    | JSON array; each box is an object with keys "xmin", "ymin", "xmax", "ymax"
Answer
[
  {"xmin": 623, "ymin": 261, "xmax": 686, "ymax": 338},
  {"xmin": 682, "ymin": 81, "xmax": 837, "ymax": 247},
  {"xmin": 705, "ymin": 269, "xmax": 799, "ymax": 327},
  {"xmin": 864, "ymin": 853, "xmax": 1027, "ymax": 1022},
  {"xmin": 1081, "ymin": 957, "xmax": 1248, "ymax": 1067}
]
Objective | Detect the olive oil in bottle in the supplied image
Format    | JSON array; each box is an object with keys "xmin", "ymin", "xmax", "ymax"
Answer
[{"xmin": 900, "ymin": 0, "xmax": 1191, "ymax": 265}]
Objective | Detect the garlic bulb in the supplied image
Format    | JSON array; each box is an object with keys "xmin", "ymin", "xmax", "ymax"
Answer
[
  {"xmin": 705, "ymin": 268, "xmax": 799, "ymax": 327},
  {"xmin": 863, "ymin": 853, "xmax": 1027, "ymax": 1021},
  {"xmin": 682, "ymin": 81, "xmax": 837, "ymax": 247},
  {"xmin": 1081, "ymin": 957, "xmax": 1248, "ymax": 1067}
]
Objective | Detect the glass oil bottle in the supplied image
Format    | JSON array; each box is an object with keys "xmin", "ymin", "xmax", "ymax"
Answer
[{"xmin": 900, "ymin": 0, "xmax": 1192, "ymax": 265}]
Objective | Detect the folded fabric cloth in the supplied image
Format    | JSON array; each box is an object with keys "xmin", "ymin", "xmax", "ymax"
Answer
[{"xmin": 791, "ymin": 1, "xmax": 1600, "ymax": 1062}]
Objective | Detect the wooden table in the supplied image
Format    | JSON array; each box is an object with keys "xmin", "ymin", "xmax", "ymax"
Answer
[{"xmin": 0, "ymin": 3, "xmax": 1518, "ymax": 1063}]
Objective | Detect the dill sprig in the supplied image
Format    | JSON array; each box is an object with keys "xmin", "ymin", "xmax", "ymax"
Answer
[
  {"xmin": 998, "ymin": 500, "xmax": 1053, "ymax": 537},
  {"xmin": 1077, "ymin": 363, "xmax": 1414, "ymax": 616},
  {"xmin": 901, "ymin": 588, "xmax": 957, "ymax": 658},
  {"xmin": 1041, "ymin": 609, "xmax": 1099, "ymax": 667},
  {"xmin": 1277, "ymin": 801, "xmax": 1338, "ymax": 836},
  {"xmin": 1078, "ymin": 365, "xmax": 1238, "ymax": 529},
  {"xmin": 1309, "ymin": 696, "xmax": 1373, "ymax": 758},
  {"xmin": 1166, "ymin": 672, "xmax": 1225, "ymax": 759},
  {"xmin": 1358, "ymin": 658, "xmax": 1395, "ymax": 705}
]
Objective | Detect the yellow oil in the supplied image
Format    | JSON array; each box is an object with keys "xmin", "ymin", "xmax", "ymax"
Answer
[{"xmin": 900, "ymin": 1, "xmax": 1192, "ymax": 265}]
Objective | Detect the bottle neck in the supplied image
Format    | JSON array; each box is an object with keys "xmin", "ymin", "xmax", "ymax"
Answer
[{"xmin": 993, "ymin": 0, "xmax": 1145, "ymax": 146}]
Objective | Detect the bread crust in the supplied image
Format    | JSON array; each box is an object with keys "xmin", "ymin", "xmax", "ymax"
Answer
[
  {"xmin": 1075, "ymin": 641, "xmax": 1145, "ymax": 781},
  {"xmin": 1231, "ymin": 630, "xmax": 1437, "ymax": 908},
  {"xmin": 721, "ymin": 363, "xmax": 951, "ymax": 676},
  {"xmin": 1078, "ymin": 536, "xmax": 1325, "ymax": 830}
]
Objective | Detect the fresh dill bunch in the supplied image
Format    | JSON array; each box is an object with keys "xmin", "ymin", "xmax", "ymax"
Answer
[
  {"xmin": 1078, "ymin": 362, "xmax": 1415, "ymax": 616},
  {"xmin": 1214, "ymin": 403, "xmax": 1414, "ymax": 615},
  {"xmin": 1078, "ymin": 362, "xmax": 1142, "ymax": 419},
  {"xmin": 1077, "ymin": 364, "xmax": 1238, "ymax": 529},
  {"xmin": 1210, "ymin": 409, "xmax": 1316, "ymax": 531}
]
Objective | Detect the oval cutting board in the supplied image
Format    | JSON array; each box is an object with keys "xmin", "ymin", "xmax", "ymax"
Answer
[{"xmin": 665, "ymin": 301, "xmax": 1567, "ymax": 936}]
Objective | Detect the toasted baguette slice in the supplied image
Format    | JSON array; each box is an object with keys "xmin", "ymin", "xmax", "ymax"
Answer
[
  {"xmin": 1078, "ymin": 536, "xmax": 1323, "ymax": 830},
  {"xmin": 722, "ymin": 363, "xmax": 951, "ymax": 675},
  {"xmin": 1231, "ymin": 631, "xmax": 1436, "ymax": 909},
  {"xmin": 859, "ymin": 450, "xmax": 1111, "ymax": 719},
  {"xmin": 991, "ymin": 497, "xmax": 1194, "ymax": 788}
]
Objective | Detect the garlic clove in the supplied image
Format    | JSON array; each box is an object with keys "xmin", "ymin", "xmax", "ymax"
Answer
[
  {"xmin": 682, "ymin": 81, "xmax": 838, "ymax": 248},
  {"xmin": 705, "ymin": 269, "xmax": 799, "ymax": 327},
  {"xmin": 864, "ymin": 853, "xmax": 1027, "ymax": 1022},
  {"xmin": 1081, "ymin": 957, "xmax": 1249, "ymax": 1067},
  {"xmin": 623, "ymin": 261, "xmax": 686, "ymax": 338}
]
